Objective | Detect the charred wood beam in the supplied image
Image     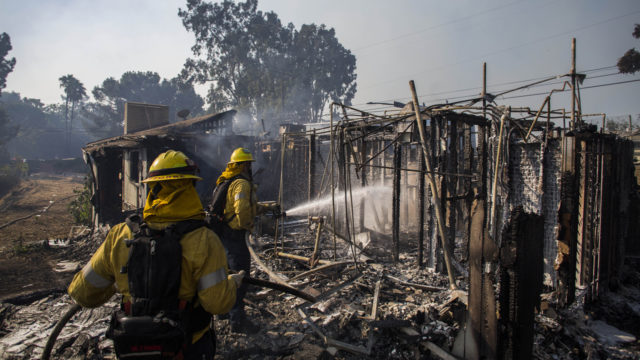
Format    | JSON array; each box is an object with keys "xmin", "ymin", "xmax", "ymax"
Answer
[
  {"xmin": 410, "ymin": 81, "xmax": 456, "ymax": 288},
  {"xmin": 296, "ymin": 308, "xmax": 371, "ymax": 356},
  {"xmin": 308, "ymin": 132, "xmax": 316, "ymax": 205},
  {"xmin": 419, "ymin": 146, "xmax": 426, "ymax": 267},
  {"xmin": 359, "ymin": 140, "xmax": 367, "ymax": 232},
  {"xmin": 556, "ymin": 135, "xmax": 578, "ymax": 307},
  {"xmin": 497, "ymin": 207, "xmax": 544, "ymax": 360},
  {"xmin": 310, "ymin": 221, "xmax": 324, "ymax": 268},
  {"xmin": 276, "ymin": 252, "xmax": 333, "ymax": 266},
  {"xmin": 384, "ymin": 274, "xmax": 447, "ymax": 292},
  {"xmin": 288, "ymin": 261, "xmax": 352, "ymax": 282},
  {"xmin": 393, "ymin": 142, "xmax": 402, "ymax": 262},
  {"xmin": 445, "ymin": 115, "xmax": 457, "ymax": 267}
]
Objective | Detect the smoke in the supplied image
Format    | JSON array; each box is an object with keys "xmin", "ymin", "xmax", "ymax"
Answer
[
  {"xmin": 286, "ymin": 185, "xmax": 394, "ymax": 233},
  {"xmin": 233, "ymin": 110, "xmax": 259, "ymax": 136}
]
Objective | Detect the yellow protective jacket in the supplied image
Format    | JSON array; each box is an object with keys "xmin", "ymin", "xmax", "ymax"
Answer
[
  {"xmin": 68, "ymin": 180, "xmax": 236, "ymax": 343},
  {"xmin": 224, "ymin": 178, "xmax": 260, "ymax": 231}
]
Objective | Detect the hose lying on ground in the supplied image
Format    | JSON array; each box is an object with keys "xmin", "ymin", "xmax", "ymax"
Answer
[
  {"xmin": 41, "ymin": 303, "xmax": 81, "ymax": 360},
  {"xmin": 42, "ymin": 277, "xmax": 316, "ymax": 360}
]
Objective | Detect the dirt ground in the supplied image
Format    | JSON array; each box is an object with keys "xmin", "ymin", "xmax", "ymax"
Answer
[{"xmin": 0, "ymin": 174, "xmax": 84, "ymax": 301}]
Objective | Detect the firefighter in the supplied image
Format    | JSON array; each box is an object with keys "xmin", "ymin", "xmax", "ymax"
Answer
[
  {"xmin": 68, "ymin": 150, "xmax": 242, "ymax": 359},
  {"xmin": 213, "ymin": 147, "xmax": 278, "ymax": 334}
]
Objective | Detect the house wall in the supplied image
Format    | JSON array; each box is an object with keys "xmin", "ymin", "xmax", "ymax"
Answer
[
  {"xmin": 507, "ymin": 139, "xmax": 562, "ymax": 287},
  {"xmin": 122, "ymin": 149, "xmax": 148, "ymax": 211}
]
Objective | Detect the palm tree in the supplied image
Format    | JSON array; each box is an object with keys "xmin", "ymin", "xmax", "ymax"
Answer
[{"xmin": 59, "ymin": 74, "xmax": 87, "ymax": 153}]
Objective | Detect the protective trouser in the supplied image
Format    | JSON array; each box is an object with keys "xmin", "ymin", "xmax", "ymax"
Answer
[
  {"xmin": 183, "ymin": 329, "xmax": 216, "ymax": 360},
  {"xmin": 219, "ymin": 225, "xmax": 250, "ymax": 325}
]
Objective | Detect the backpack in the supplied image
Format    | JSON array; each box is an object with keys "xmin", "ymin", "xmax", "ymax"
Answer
[
  {"xmin": 206, "ymin": 175, "xmax": 245, "ymax": 234},
  {"xmin": 106, "ymin": 214, "xmax": 210, "ymax": 359}
]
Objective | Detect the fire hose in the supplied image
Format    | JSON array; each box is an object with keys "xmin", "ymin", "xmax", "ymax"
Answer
[{"xmin": 41, "ymin": 278, "xmax": 316, "ymax": 360}]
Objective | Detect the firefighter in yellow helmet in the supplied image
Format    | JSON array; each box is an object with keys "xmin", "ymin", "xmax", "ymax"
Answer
[
  {"xmin": 68, "ymin": 150, "xmax": 241, "ymax": 359},
  {"xmin": 211, "ymin": 147, "xmax": 276, "ymax": 334}
]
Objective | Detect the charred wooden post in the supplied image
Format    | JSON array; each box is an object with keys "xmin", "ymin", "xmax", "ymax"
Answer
[
  {"xmin": 467, "ymin": 194, "xmax": 499, "ymax": 359},
  {"xmin": 418, "ymin": 146, "xmax": 426, "ymax": 267},
  {"xmin": 410, "ymin": 81, "xmax": 457, "ymax": 289},
  {"xmin": 330, "ymin": 105, "xmax": 338, "ymax": 261},
  {"xmin": 310, "ymin": 219, "xmax": 324, "ymax": 268},
  {"xmin": 436, "ymin": 115, "xmax": 446, "ymax": 273},
  {"xmin": 308, "ymin": 131, "xmax": 316, "ymax": 206},
  {"xmin": 446, "ymin": 116, "xmax": 458, "ymax": 265},
  {"xmin": 462, "ymin": 122, "xmax": 473, "ymax": 259},
  {"xmin": 275, "ymin": 136, "xmax": 286, "ymax": 255},
  {"xmin": 359, "ymin": 139, "xmax": 367, "ymax": 232},
  {"xmin": 497, "ymin": 207, "xmax": 544, "ymax": 360},
  {"xmin": 556, "ymin": 135, "xmax": 577, "ymax": 307},
  {"xmin": 393, "ymin": 142, "xmax": 402, "ymax": 262},
  {"xmin": 577, "ymin": 139, "xmax": 594, "ymax": 294},
  {"xmin": 337, "ymin": 129, "xmax": 347, "ymax": 234},
  {"xmin": 402, "ymin": 145, "xmax": 409, "ymax": 230},
  {"xmin": 570, "ymin": 38, "xmax": 577, "ymax": 130}
]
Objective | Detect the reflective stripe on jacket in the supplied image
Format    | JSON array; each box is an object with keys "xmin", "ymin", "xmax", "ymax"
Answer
[{"xmin": 68, "ymin": 222, "xmax": 237, "ymax": 341}]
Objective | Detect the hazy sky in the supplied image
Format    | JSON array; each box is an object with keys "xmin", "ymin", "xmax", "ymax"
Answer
[{"xmin": 2, "ymin": 0, "xmax": 640, "ymax": 120}]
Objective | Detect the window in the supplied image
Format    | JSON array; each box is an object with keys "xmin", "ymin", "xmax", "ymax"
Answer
[{"xmin": 129, "ymin": 151, "xmax": 139, "ymax": 182}]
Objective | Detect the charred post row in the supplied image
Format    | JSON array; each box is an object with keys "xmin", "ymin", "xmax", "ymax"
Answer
[{"xmin": 77, "ymin": 93, "xmax": 639, "ymax": 360}]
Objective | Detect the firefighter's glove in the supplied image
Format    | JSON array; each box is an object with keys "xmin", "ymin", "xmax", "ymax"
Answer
[
  {"xmin": 276, "ymin": 211, "xmax": 286, "ymax": 219},
  {"xmin": 230, "ymin": 270, "xmax": 245, "ymax": 287}
]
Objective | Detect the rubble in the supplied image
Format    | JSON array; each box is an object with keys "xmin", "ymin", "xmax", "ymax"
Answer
[{"xmin": 1, "ymin": 220, "xmax": 636, "ymax": 359}]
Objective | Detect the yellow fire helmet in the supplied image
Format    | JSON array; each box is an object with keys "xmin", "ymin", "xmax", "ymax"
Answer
[
  {"xmin": 228, "ymin": 147, "xmax": 255, "ymax": 164},
  {"xmin": 142, "ymin": 150, "xmax": 203, "ymax": 183}
]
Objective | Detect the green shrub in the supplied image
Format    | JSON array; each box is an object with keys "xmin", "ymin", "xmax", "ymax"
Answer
[
  {"xmin": 0, "ymin": 160, "xmax": 28, "ymax": 198},
  {"xmin": 69, "ymin": 174, "xmax": 93, "ymax": 226}
]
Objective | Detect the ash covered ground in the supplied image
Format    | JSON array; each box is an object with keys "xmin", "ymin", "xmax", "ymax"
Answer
[{"xmin": 0, "ymin": 177, "xmax": 639, "ymax": 359}]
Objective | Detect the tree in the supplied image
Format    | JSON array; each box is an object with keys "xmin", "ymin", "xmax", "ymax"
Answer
[
  {"xmin": 0, "ymin": 32, "xmax": 16, "ymax": 96},
  {"xmin": 604, "ymin": 114, "xmax": 640, "ymax": 132},
  {"xmin": 0, "ymin": 91, "xmax": 88, "ymax": 159},
  {"xmin": 0, "ymin": 107, "xmax": 17, "ymax": 161},
  {"xmin": 0, "ymin": 32, "xmax": 17, "ymax": 162},
  {"xmin": 617, "ymin": 24, "xmax": 640, "ymax": 74},
  {"xmin": 178, "ymin": 0, "xmax": 357, "ymax": 127},
  {"xmin": 59, "ymin": 74, "xmax": 87, "ymax": 133},
  {"xmin": 83, "ymin": 71, "xmax": 205, "ymax": 138},
  {"xmin": 290, "ymin": 24, "xmax": 357, "ymax": 122}
]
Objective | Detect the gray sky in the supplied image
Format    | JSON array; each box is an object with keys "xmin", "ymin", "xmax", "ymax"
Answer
[{"xmin": 2, "ymin": 0, "xmax": 640, "ymax": 121}]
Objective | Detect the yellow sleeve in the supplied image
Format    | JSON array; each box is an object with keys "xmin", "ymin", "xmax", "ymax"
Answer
[
  {"xmin": 186, "ymin": 228, "xmax": 237, "ymax": 315},
  {"xmin": 228, "ymin": 179, "xmax": 253, "ymax": 230},
  {"xmin": 67, "ymin": 223, "xmax": 127, "ymax": 307}
]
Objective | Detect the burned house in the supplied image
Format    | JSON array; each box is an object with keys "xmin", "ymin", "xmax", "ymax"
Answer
[
  {"xmin": 81, "ymin": 102, "xmax": 249, "ymax": 225},
  {"xmin": 266, "ymin": 87, "xmax": 639, "ymax": 358}
]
